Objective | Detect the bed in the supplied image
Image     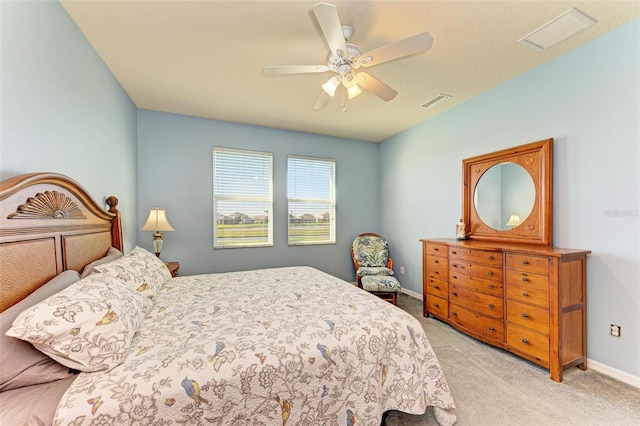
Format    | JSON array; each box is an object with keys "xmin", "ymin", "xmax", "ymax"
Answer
[{"xmin": 0, "ymin": 172, "xmax": 456, "ymax": 425}]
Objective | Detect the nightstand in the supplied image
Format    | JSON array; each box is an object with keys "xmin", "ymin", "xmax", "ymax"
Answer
[{"xmin": 164, "ymin": 261, "xmax": 180, "ymax": 278}]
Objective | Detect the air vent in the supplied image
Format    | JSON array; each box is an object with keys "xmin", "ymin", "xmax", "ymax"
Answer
[
  {"xmin": 421, "ymin": 93, "xmax": 452, "ymax": 108},
  {"xmin": 519, "ymin": 8, "xmax": 596, "ymax": 52}
]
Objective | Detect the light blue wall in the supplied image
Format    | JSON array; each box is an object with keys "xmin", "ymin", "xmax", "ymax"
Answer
[
  {"xmin": 137, "ymin": 110, "xmax": 379, "ymax": 281},
  {"xmin": 379, "ymin": 20, "xmax": 640, "ymax": 378},
  {"xmin": 0, "ymin": 0, "xmax": 138, "ymax": 250}
]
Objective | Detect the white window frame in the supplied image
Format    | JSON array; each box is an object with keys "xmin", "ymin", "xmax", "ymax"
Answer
[
  {"xmin": 287, "ymin": 155, "xmax": 336, "ymax": 246},
  {"xmin": 213, "ymin": 147, "xmax": 273, "ymax": 248}
]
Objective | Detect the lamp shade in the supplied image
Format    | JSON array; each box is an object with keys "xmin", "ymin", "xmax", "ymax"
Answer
[
  {"xmin": 321, "ymin": 76, "xmax": 341, "ymax": 97},
  {"xmin": 347, "ymin": 84, "xmax": 362, "ymax": 99},
  {"xmin": 505, "ymin": 214, "xmax": 522, "ymax": 228},
  {"xmin": 141, "ymin": 208, "xmax": 174, "ymax": 232}
]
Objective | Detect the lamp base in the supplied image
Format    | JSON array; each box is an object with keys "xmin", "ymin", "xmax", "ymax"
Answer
[{"xmin": 152, "ymin": 233, "xmax": 163, "ymax": 258}]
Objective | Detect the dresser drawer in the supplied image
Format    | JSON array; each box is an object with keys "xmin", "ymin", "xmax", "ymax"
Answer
[
  {"xmin": 425, "ymin": 277, "xmax": 449, "ymax": 299},
  {"xmin": 426, "ymin": 295, "xmax": 448, "ymax": 318},
  {"xmin": 450, "ymin": 284, "xmax": 503, "ymax": 319},
  {"xmin": 425, "ymin": 255, "xmax": 449, "ymax": 279},
  {"xmin": 449, "ymin": 303, "xmax": 504, "ymax": 344},
  {"xmin": 425, "ymin": 242, "xmax": 448, "ymax": 258},
  {"xmin": 450, "ymin": 261, "xmax": 503, "ymax": 281},
  {"xmin": 449, "ymin": 248, "xmax": 503, "ymax": 266},
  {"xmin": 507, "ymin": 323, "xmax": 549, "ymax": 364},
  {"xmin": 449, "ymin": 271, "xmax": 503, "ymax": 296},
  {"xmin": 507, "ymin": 300, "xmax": 549, "ymax": 334},
  {"xmin": 505, "ymin": 254, "xmax": 549, "ymax": 275},
  {"xmin": 505, "ymin": 271, "xmax": 549, "ymax": 307}
]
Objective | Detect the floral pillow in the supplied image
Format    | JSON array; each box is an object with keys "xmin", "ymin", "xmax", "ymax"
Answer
[
  {"xmin": 6, "ymin": 274, "xmax": 151, "ymax": 372},
  {"xmin": 94, "ymin": 246, "xmax": 170, "ymax": 300},
  {"xmin": 128, "ymin": 245, "xmax": 172, "ymax": 285}
]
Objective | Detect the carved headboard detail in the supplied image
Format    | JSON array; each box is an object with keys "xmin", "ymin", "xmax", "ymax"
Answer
[
  {"xmin": 8, "ymin": 190, "xmax": 86, "ymax": 219},
  {"xmin": 0, "ymin": 172, "xmax": 123, "ymax": 312}
]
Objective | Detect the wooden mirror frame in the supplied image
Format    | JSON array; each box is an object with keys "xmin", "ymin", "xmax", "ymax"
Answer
[{"xmin": 463, "ymin": 138, "xmax": 553, "ymax": 246}]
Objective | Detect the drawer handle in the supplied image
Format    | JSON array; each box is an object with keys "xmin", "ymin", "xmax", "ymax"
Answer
[
  {"xmin": 522, "ymin": 260, "xmax": 529, "ymax": 265},
  {"xmin": 488, "ymin": 326, "xmax": 495, "ymax": 332},
  {"xmin": 451, "ymin": 311, "xmax": 457, "ymax": 316},
  {"xmin": 488, "ymin": 255, "xmax": 494, "ymax": 260},
  {"xmin": 521, "ymin": 338, "xmax": 529, "ymax": 345},
  {"xmin": 452, "ymin": 275, "xmax": 457, "ymax": 279},
  {"xmin": 487, "ymin": 271, "xmax": 494, "ymax": 276},
  {"xmin": 451, "ymin": 251, "xmax": 457, "ymax": 255},
  {"xmin": 522, "ymin": 277, "xmax": 529, "ymax": 282},
  {"xmin": 488, "ymin": 304, "xmax": 495, "ymax": 309},
  {"xmin": 433, "ymin": 303, "xmax": 440, "ymax": 308},
  {"xmin": 433, "ymin": 285, "xmax": 440, "ymax": 290},
  {"xmin": 434, "ymin": 260, "xmax": 439, "ymax": 264},
  {"xmin": 521, "ymin": 313, "xmax": 529, "ymax": 319},
  {"xmin": 488, "ymin": 284, "xmax": 494, "ymax": 289},
  {"xmin": 433, "ymin": 248, "xmax": 439, "ymax": 252},
  {"xmin": 451, "ymin": 292, "xmax": 458, "ymax": 297},
  {"xmin": 522, "ymin": 291, "xmax": 529, "ymax": 297}
]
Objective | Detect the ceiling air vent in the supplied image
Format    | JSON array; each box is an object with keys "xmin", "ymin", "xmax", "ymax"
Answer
[
  {"xmin": 421, "ymin": 93, "xmax": 452, "ymax": 108},
  {"xmin": 519, "ymin": 8, "xmax": 596, "ymax": 52}
]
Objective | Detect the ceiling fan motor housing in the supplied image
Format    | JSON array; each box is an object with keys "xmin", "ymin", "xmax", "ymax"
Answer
[{"xmin": 327, "ymin": 43, "xmax": 362, "ymax": 73}]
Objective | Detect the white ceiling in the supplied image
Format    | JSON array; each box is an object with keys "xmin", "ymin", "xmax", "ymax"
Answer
[{"xmin": 60, "ymin": 1, "xmax": 639, "ymax": 143}]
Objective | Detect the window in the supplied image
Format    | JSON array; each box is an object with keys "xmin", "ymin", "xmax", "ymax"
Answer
[
  {"xmin": 213, "ymin": 147, "xmax": 273, "ymax": 248},
  {"xmin": 287, "ymin": 155, "xmax": 336, "ymax": 245}
]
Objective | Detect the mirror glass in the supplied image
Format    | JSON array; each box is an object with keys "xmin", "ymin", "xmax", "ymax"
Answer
[{"xmin": 473, "ymin": 162, "xmax": 535, "ymax": 231}]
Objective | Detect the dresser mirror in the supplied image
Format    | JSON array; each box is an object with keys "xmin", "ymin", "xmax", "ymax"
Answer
[
  {"xmin": 474, "ymin": 162, "xmax": 536, "ymax": 231},
  {"xmin": 463, "ymin": 138, "xmax": 553, "ymax": 245}
]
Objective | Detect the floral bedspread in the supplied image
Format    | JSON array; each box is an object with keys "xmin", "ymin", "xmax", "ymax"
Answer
[{"xmin": 54, "ymin": 267, "xmax": 456, "ymax": 425}]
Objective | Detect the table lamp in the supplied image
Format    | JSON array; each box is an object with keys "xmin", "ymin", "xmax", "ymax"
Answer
[{"xmin": 141, "ymin": 207, "xmax": 174, "ymax": 257}]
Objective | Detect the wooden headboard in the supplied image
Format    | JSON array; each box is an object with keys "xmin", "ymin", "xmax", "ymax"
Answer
[{"xmin": 0, "ymin": 172, "xmax": 123, "ymax": 312}]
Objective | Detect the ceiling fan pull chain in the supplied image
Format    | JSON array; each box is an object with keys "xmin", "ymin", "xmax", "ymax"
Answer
[{"xmin": 341, "ymin": 86, "xmax": 347, "ymax": 112}]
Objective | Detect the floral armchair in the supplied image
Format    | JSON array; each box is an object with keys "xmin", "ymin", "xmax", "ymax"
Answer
[{"xmin": 351, "ymin": 233, "xmax": 401, "ymax": 304}]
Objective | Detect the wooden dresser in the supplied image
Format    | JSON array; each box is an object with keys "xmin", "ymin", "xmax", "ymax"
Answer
[{"xmin": 422, "ymin": 238, "xmax": 590, "ymax": 382}]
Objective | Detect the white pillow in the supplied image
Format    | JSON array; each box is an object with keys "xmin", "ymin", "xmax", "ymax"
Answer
[{"xmin": 6, "ymin": 274, "xmax": 151, "ymax": 372}]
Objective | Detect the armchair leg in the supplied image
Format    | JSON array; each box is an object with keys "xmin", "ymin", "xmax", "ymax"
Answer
[{"xmin": 372, "ymin": 291, "xmax": 398, "ymax": 305}]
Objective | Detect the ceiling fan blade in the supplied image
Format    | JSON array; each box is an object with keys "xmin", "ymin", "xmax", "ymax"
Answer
[
  {"xmin": 356, "ymin": 72, "xmax": 397, "ymax": 101},
  {"xmin": 263, "ymin": 65, "xmax": 330, "ymax": 75},
  {"xmin": 358, "ymin": 32, "xmax": 433, "ymax": 68},
  {"xmin": 313, "ymin": 91, "xmax": 332, "ymax": 110},
  {"xmin": 312, "ymin": 2, "xmax": 348, "ymax": 60}
]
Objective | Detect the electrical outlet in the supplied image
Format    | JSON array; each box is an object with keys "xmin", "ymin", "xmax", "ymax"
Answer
[
  {"xmin": 610, "ymin": 324, "xmax": 621, "ymax": 337},
  {"xmin": 400, "ymin": 266, "xmax": 405, "ymax": 275}
]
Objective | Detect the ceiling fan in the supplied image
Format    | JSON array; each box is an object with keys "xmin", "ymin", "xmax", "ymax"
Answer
[{"xmin": 263, "ymin": 2, "xmax": 433, "ymax": 110}]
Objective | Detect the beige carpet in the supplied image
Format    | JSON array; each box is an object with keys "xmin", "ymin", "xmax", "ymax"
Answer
[{"xmin": 387, "ymin": 294, "xmax": 640, "ymax": 426}]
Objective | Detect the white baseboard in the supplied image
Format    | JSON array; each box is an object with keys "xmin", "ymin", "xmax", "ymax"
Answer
[
  {"xmin": 587, "ymin": 358, "xmax": 640, "ymax": 388},
  {"xmin": 398, "ymin": 289, "xmax": 640, "ymax": 389},
  {"xmin": 400, "ymin": 287, "xmax": 423, "ymax": 300}
]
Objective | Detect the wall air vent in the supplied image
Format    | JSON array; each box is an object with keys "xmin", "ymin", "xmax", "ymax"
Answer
[
  {"xmin": 519, "ymin": 8, "xmax": 596, "ymax": 52},
  {"xmin": 421, "ymin": 93, "xmax": 452, "ymax": 108}
]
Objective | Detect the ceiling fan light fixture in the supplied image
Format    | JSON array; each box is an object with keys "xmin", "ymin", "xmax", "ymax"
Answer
[
  {"xmin": 347, "ymin": 84, "xmax": 362, "ymax": 99},
  {"xmin": 322, "ymin": 76, "xmax": 341, "ymax": 97}
]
